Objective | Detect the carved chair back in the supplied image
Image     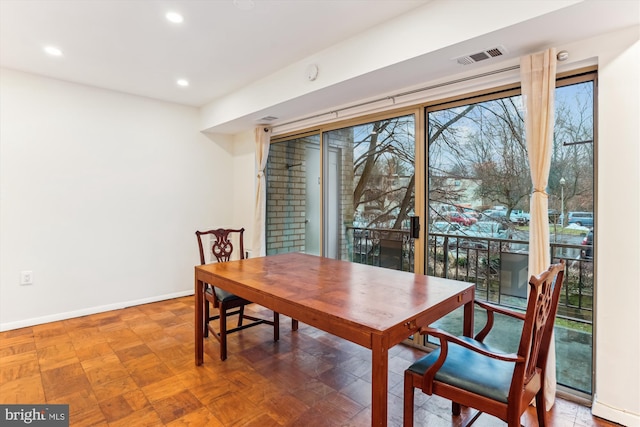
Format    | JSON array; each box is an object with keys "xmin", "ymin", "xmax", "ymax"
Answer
[
  {"xmin": 196, "ymin": 228, "xmax": 245, "ymax": 265},
  {"xmin": 513, "ymin": 261, "xmax": 566, "ymax": 394}
]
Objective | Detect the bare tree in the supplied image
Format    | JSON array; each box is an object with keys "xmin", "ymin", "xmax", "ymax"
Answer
[
  {"xmin": 463, "ymin": 99, "xmax": 530, "ymax": 218},
  {"xmin": 427, "ymin": 81, "xmax": 594, "ymax": 224},
  {"xmin": 353, "ymin": 116, "xmax": 415, "ymax": 229},
  {"xmin": 428, "ymin": 105, "xmax": 477, "ymax": 214},
  {"xmin": 549, "ymin": 83, "xmax": 595, "ymax": 211}
]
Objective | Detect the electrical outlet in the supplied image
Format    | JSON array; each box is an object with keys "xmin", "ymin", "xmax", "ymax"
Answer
[{"xmin": 20, "ymin": 271, "xmax": 33, "ymax": 285}]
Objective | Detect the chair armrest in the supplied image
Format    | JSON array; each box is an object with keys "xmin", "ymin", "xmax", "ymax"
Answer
[
  {"xmin": 419, "ymin": 326, "xmax": 523, "ymax": 395},
  {"xmin": 473, "ymin": 300, "xmax": 525, "ymax": 342},
  {"xmin": 475, "ymin": 300, "xmax": 526, "ymax": 320},
  {"xmin": 420, "ymin": 327, "xmax": 521, "ymax": 362}
]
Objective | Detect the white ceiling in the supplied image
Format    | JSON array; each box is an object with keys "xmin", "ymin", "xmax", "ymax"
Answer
[
  {"xmin": 1, "ymin": 0, "xmax": 638, "ymax": 134},
  {"xmin": 0, "ymin": 0, "xmax": 429, "ymax": 107}
]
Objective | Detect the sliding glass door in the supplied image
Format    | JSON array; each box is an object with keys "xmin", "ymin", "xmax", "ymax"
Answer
[
  {"xmin": 323, "ymin": 115, "xmax": 416, "ymax": 270},
  {"xmin": 266, "ymin": 113, "xmax": 417, "ymax": 271},
  {"xmin": 424, "ymin": 74, "xmax": 595, "ymax": 395}
]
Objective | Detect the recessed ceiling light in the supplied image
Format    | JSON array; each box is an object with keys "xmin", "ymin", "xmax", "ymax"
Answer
[
  {"xmin": 177, "ymin": 79, "xmax": 189, "ymax": 87},
  {"xmin": 43, "ymin": 46, "xmax": 63, "ymax": 56},
  {"xmin": 166, "ymin": 11, "xmax": 184, "ymax": 23},
  {"xmin": 233, "ymin": 0, "xmax": 255, "ymax": 11}
]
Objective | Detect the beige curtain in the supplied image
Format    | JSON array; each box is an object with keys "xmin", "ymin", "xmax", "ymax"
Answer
[
  {"xmin": 521, "ymin": 48, "xmax": 557, "ymax": 408},
  {"xmin": 252, "ymin": 126, "xmax": 271, "ymax": 257}
]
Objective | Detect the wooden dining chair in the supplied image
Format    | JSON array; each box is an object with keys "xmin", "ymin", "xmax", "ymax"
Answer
[
  {"xmin": 403, "ymin": 260, "xmax": 566, "ymax": 427},
  {"xmin": 196, "ymin": 228, "xmax": 279, "ymax": 361}
]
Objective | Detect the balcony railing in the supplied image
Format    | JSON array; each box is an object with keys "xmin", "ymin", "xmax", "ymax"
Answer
[
  {"xmin": 347, "ymin": 227, "xmax": 414, "ymax": 272},
  {"xmin": 428, "ymin": 232, "xmax": 593, "ymax": 323}
]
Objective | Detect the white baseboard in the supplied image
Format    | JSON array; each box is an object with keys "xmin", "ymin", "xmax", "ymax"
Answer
[
  {"xmin": 592, "ymin": 396, "xmax": 640, "ymax": 427},
  {"xmin": 0, "ymin": 290, "xmax": 194, "ymax": 332}
]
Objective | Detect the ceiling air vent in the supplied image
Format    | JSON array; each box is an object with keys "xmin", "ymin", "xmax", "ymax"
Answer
[
  {"xmin": 259, "ymin": 115, "xmax": 278, "ymax": 121},
  {"xmin": 455, "ymin": 45, "xmax": 507, "ymax": 65}
]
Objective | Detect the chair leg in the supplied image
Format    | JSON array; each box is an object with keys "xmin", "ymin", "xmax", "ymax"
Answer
[
  {"xmin": 452, "ymin": 402, "xmax": 461, "ymax": 416},
  {"xmin": 506, "ymin": 416, "xmax": 522, "ymax": 427},
  {"xmin": 535, "ymin": 391, "xmax": 547, "ymax": 427},
  {"xmin": 204, "ymin": 300, "xmax": 210, "ymax": 338},
  {"xmin": 403, "ymin": 371, "xmax": 415, "ymax": 427},
  {"xmin": 237, "ymin": 305, "xmax": 244, "ymax": 327},
  {"xmin": 292, "ymin": 319, "xmax": 299, "ymax": 331},
  {"xmin": 274, "ymin": 312, "xmax": 280, "ymax": 342},
  {"xmin": 219, "ymin": 304, "xmax": 228, "ymax": 361}
]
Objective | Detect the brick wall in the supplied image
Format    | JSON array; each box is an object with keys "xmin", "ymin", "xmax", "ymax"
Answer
[
  {"xmin": 266, "ymin": 130, "xmax": 355, "ymax": 259},
  {"xmin": 266, "ymin": 138, "xmax": 311, "ymax": 255}
]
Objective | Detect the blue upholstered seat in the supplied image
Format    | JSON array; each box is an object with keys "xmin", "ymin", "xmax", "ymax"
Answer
[{"xmin": 407, "ymin": 337, "xmax": 515, "ymax": 403}]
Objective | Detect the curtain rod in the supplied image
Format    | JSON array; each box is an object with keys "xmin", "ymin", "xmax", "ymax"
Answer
[{"xmin": 273, "ymin": 64, "xmax": 520, "ymax": 130}]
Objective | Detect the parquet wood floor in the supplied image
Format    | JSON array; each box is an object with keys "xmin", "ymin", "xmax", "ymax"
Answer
[{"xmin": 0, "ymin": 296, "xmax": 620, "ymax": 426}]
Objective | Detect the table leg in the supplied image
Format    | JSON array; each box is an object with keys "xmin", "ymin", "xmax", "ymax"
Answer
[
  {"xmin": 195, "ymin": 277, "xmax": 204, "ymax": 366},
  {"xmin": 371, "ymin": 334, "xmax": 388, "ymax": 427}
]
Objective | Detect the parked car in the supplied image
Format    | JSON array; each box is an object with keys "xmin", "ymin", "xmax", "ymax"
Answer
[
  {"xmin": 548, "ymin": 209, "xmax": 561, "ymax": 224},
  {"xmin": 448, "ymin": 212, "xmax": 476, "ymax": 226},
  {"xmin": 581, "ymin": 228, "xmax": 593, "ymax": 259},
  {"xmin": 486, "ymin": 210, "xmax": 507, "ymax": 220},
  {"xmin": 481, "ymin": 209, "xmax": 495, "ymax": 220},
  {"xmin": 568, "ymin": 211, "xmax": 594, "ymax": 227},
  {"xmin": 467, "ymin": 221, "xmax": 510, "ymax": 239},
  {"xmin": 428, "ymin": 222, "xmax": 464, "ymax": 247},
  {"xmin": 456, "ymin": 221, "xmax": 511, "ymax": 249},
  {"xmin": 462, "ymin": 208, "xmax": 481, "ymax": 220},
  {"xmin": 429, "ymin": 222, "xmax": 459, "ymax": 233},
  {"xmin": 509, "ymin": 210, "xmax": 530, "ymax": 225}
]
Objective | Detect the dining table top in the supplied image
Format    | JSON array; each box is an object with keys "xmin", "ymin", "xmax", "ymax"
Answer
[{"xmin": 194, "ymin": 252, "xmax": 474, "ymax": 348}]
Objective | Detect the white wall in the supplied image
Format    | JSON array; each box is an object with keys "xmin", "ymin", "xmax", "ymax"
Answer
[
  {"xmin": 231, "ymin": 130, "xmax": 257, "ymax": 252},
  {"xmin": 590, "ymin": 26, "xmax": 640, "ymax": 426},
  {"xmin": 226, "ymin": 26, "xmax": 640, "ymax": 426},
  {"xmin": 0, "ymin": 69, "xmax": 233, "ymax": 330}
]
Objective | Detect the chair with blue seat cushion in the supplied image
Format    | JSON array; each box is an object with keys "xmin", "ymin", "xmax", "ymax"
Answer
[
  {"xmin": 196, "ymin": 228, "xmax": 279, "ymax": 361},
  {"xmin": 403, "ymin": 260, "xmax": 565, "ymax": 427}
]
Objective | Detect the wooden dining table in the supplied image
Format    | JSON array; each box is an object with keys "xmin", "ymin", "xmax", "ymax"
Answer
[{"xmin": 194, "ymin": 252, "xmax": 474, "ymax": 427}]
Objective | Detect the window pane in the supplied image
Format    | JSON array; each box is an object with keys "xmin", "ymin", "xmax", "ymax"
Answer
[
  {"xmin": 324, "ymin": 114, "xmax": 416, "ymax": 270},
  {"xmin": 266, "ymin": 114, "xmax": 416, "ymax": 271},
  {"xmin": 426, "ymin": 79, "xmax": 594, "ymax": 394}
]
